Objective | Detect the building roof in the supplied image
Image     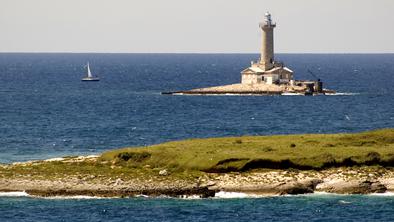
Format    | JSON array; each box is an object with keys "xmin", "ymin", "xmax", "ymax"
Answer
[
  {"xmin": 265, "ymin": 66, "xmax": 294, "ymax": 74},
  {"xmin": 241, "ymin": 66, "xmax": 265, "ymax": 74},
  {"xmin": 241, "ymin": 66, "xmax": 293, "ymax": 74},
  {"xmin": 283, "ymin": 67, "xmax": 294, "ymax": 73},
  {"xmin": 249, "ymin": 66, "xmax": 265, "ymax": 73}
]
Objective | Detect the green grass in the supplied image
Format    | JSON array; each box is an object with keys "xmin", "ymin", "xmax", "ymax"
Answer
[
  {"xmin": 0, "ymin": 160, "xmax": 201, "ymax": 183},
  {"xmin": 1, "ymin": 129, "xmax": 393, "ymax": 180},
  {"xmin": 100, "ymin": 128, "xmax": 394, "ymax": 172}
]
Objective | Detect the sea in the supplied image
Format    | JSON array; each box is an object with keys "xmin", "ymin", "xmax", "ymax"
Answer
[{"xmin": 0, "ymin": 53, "xmax": 393, "ymax": 221}]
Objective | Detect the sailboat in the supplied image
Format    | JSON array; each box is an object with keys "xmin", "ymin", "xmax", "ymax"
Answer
[{"xmin": 82, "ymin": 62, "xmax": 100, "ymax": 81}]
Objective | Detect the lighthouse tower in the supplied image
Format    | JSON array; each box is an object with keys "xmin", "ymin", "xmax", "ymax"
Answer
[
  {"xmin": 259, "ymin": 12, "xmax": 276, "ymax": 71},
  {"xmin": 240, "ymin": 12, "xmax": 293, "ymax": 85}
]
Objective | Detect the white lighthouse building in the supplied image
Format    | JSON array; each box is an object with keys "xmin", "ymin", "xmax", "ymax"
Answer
[
  {"xmin": 241, "ymin": 12, "xmax": 294, "ymax": 85},
  {"xmin": 163, "ymin": 12, "xmax": 333, "ymax": 95}
]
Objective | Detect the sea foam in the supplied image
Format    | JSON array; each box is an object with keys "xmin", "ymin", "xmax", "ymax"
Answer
[
  {"xmin": 43, "ymin": 195, "xmax": 108, "ymax": 200},
  {"xmin": 325, "ymin": 92, "xmax": 360, "ymax": 96},
  {"xmin": 214, "ymin": 191, "xmax": 262, "ymax": 199},
  {"xmin": 0, "ymin": 191, "xmax": 30, "ymax": 197},
  {"xmin": 368, "ymin": 192, "xmax": 394, "ymax": 196}
]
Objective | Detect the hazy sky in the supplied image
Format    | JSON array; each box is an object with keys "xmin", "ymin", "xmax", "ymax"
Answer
[{"xmin": 1, "ymin": 0, "xmax": 393, "ymax": 53}]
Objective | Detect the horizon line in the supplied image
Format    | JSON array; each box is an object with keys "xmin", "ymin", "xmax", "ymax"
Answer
[{"xmin": 1, "ymin": 51, "xmax": 394, "ymax": 55}]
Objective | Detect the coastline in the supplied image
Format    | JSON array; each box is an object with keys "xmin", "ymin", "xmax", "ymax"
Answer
[
  {"xmin": 1, "ymin": 157, "xmax": 393, "ymax": 198},
  {"xmin": 1, "ymin": 129, "xmax": 393, "ymax": 198},
  {"xmin": 161, "ymin": 83, "xmax": 335, "ymax": 96}
]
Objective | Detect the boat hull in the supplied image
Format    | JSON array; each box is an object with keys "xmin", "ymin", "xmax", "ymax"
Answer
[{"xmin": 81, "ymin": 78, "xmax": 100, "ymax": 81}]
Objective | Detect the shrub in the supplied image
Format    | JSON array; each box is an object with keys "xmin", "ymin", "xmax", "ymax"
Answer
[
  {"xmin": 262, "ymin": 146, "xmax": 274, "ymax": 152},
  {"xmin": 234, "ymin": 139, "xmax": 243, "ymax": 144},
  {"xmin": 116, "ymin": 152, "xmax": 151, "ymax": 162}
]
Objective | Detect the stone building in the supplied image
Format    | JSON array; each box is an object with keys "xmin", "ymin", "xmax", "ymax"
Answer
[{"xmin": 241, "ymin": 12, "xmax": 294, "ymax": 85}]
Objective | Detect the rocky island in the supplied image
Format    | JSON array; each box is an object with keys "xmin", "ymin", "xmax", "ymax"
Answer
[
  {"xmin": 1, "ymin": 129, "xmax": 393, "ymax": 198},
  {"xmin": 163, "ymin": 13, "xmax": 335, "ymax": 96}
]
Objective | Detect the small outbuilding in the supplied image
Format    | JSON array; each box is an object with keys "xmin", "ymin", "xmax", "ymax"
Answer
[{"xmin": 241, "ymin": 62, "xmax": 294, "ymax": 85}]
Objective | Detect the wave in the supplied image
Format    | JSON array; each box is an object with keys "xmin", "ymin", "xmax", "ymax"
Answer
[
  {"xmin": 0, "ymin": 191, "xmax": 30, "ymax": 197},
  {"xmin": 2, "ymin": 191, "xmax": 394, "ymax": 200},
  {"xmin": 44, "ymin": 191, "xmax": 394, "ymax": 199},
  {"xmin": 308, "ymin": 191, "xmax": 346, "ymax": 196},
  {"xmin": 285, "ymin": 192, "xmax": 394, "ymax": 198},
  {"xmin": 325, "ymin": 92, "xmax": 360, "ymax": 96},
  {"xmin": 368, "ymin": 192, "xmax": 394, "ymax": 196},
  {"xmin": 43, "ymin": 195, "xmax": 108, "ymax": 200},
  {"xmin": 281, "ymin": 93, "xmax": 304, "ymax": 96},
  {"xmin": 0, "ymin": 192, "xmax": 107, "ymax": 199},
  {"xmin": 214, "ymin": 191, "xmax": 264, "ymax": 199},
  {"xmin": 214, "ymin": 191, "xmax": 347, "ymax": 199},
  {"xmin": 218, "ymin": 191, "xmax": 377, "ymax": 199}
]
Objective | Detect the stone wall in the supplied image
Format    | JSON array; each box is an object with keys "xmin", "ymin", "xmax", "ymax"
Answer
[{"xmin": 241, "ymin": 73, "xmax": 262, "ymax": 84}]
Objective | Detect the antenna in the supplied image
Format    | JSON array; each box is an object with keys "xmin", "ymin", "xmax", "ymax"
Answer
[{"xmin": 307, "ymin": 69, "xmax": 321, "ymax": 81}]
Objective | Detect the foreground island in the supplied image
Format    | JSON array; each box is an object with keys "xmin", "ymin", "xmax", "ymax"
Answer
[{"xmin": 1, "ymin": 129, "xmax": 394, "ymax": 198}]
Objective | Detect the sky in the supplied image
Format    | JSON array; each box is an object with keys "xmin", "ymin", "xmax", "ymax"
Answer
[{"xmin": 0, "ymin": 0, "xmax": 393, "ymax": 53}]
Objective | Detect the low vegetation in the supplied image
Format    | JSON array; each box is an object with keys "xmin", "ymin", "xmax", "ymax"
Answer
[
  {"xmin": 1, "ymin": 129, "xmax": 393, "ymax": 180},
  {"xmin": 100, "ymin": 128, "xmax": 394, "ymax": 172}
]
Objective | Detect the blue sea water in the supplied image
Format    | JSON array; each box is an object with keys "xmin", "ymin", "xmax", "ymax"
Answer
[
  {"xmin": 0, "ymin": 53, "xmax": 393, "ymax": 221},
  {"xmin": 1, "ymin": 194, "xmax": 394, "ymax": 222},
  {"xmin": 0, "ymin": 53, "xmax": 393, "ymax": 163}
]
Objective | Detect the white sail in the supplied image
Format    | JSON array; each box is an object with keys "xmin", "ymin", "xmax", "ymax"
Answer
[
  {"xmin": 82, "ymin": 62, "xmax": 99, "ymax": 81},
  {"xmin": 87, "ymin": 62, "xmax": 93, "ymax": 78}
]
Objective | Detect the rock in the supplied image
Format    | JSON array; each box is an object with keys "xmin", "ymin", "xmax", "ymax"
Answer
[
  {"xmin": 207, "ymin": 181, "xmax": 216, "ymax": 187},
  {"xmin": 317, "ymin": 179, "xmax": 387, "ymax": 194},
  {"xmin": 380, "ymin": 178, "xmax": 394, "ymax": 191},
  {"xmin": 277, "ymin": 179, "xmax": 322, "ymax": 195},
  {"xmin": 368, "ymin": 180, "xmax": 387, "ymax": 193},
  {"xmin": 200, "ymin": 181, "xmax": 217, "ymax": 188},
  {"xmin": 159, "ymin": 169, "xmax": 168, "ymax": 176},
  {"xmin": 114, "ymin": 178, "xmax": 123, "ymax": 186}
]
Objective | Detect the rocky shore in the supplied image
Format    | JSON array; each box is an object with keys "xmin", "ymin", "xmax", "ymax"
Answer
[
  {"xmin": 162, "ymin": 83, "xmax": 292, "ymax": 95},
  {"xmin": 1, "ymin": 156, "xmax": 393, "ymax": 198},
  {"xmin": 203, "ymin": 167, "xmax": 392, "ymax": 195},
  {"xmin": 162, "ymin": 83, "xmax": 335, "ymax": 95}
]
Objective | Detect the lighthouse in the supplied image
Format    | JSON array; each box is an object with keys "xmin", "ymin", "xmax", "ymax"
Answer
[
  {"xmin": 163, "ymin": 12, "xmax": 334, "ymax": 95},
  {"xmin": 241, "ymin": 12, "xmax": 293, "ymax": 85},
  {"xmin": 260, "ymin": 12, "xmax": 276, "ymax": 71}
]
